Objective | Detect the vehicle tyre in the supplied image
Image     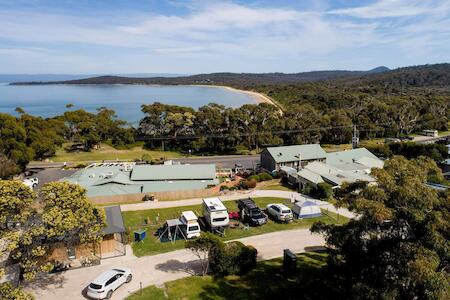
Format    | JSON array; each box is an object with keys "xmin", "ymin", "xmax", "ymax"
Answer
[
  {"xmin": 105, "ymin": 290, "xmax": 113, "ymax": 299},
  {"xmin": 126, "ymin": 274, "xmax": 132, "ymax": 283}
]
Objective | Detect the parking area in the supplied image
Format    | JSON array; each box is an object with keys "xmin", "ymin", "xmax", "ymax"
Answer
[{"xmin": 28, "ymin": 168, "xmax": 77, "ymax": 190}]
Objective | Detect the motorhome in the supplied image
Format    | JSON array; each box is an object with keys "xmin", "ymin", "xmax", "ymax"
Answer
[
  {"xmin": 180, "ymin": 211, "xmax": 201, "ymax": 239},
  {"xmin": 202, "ymin": 197, "xmax": 229, "ymax": 231},
  {"xmin": 421, "ymin": 129, "xmax": 438, "ymax": 137}
]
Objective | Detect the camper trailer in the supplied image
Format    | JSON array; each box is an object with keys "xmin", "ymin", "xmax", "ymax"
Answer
[
  {"xmin": 202, "ymin": 197, "xmax": 229, "ymax": 231},
  {"xmin": 180, "ymin": 211, "xmax": 201, "ymax": 239},
  {"xmin": 292, "ymin": 200, "xmax": 322, "ymax": 219}
]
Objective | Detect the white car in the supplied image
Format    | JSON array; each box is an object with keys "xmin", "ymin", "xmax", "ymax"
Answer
[
  {"xmin": 23, "ymin": 177, "xmax": 39, "ymax": 190},
  {"xmin": 87, "ymin": 267, "xmax": 132, "ymax": 299},
  {"xmin": 266, "ymin": 203, "xmax": 293, "ymax": 222}
]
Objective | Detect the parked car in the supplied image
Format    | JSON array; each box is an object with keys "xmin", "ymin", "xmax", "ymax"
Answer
[
  {"xmin": 266, "ymin": 203, "xmax": 293, "ymax": 222},
  {"xmin": 237, "ymin": 198, "xmax": 267, "ymax": 226},
  {"xmin": 87, "ymin": 267, "xmax": 132, "ymax": 299},
  {"xmin": 23, "ymin": 177, "xmax": 39, "ymax": 190},
  {"xmin": 179, "ymin": 211, "xmax": 201, "ymax": 239}
]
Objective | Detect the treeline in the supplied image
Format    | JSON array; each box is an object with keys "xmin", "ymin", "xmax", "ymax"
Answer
[
  {"xmin": 0, "ymin": 108, "xmax": 135, "ymax": 177},
  {"xmin": 137, "ymin": 98, "xmax": 448, "ymax": 152}
]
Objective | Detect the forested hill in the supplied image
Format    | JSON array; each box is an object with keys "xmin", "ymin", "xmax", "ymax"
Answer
[
  {"xmin": 351, "ymin": 63, "xmax": 450, "ymax": 88},
  {"xmin": 11, "ymin": 66, "xmax": 390, "ymax": 86}
]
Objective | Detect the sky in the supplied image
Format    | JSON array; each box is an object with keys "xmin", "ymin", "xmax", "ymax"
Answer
[{"xmin": 0, "ymin": 0, "xmax": 449, "ymax": 74}]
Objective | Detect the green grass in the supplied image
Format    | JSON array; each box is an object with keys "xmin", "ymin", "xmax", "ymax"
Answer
[
  {"xmin": 123, "ymin": 197, "xmax": 348, "ymax": 257},
  {"xmin": 127, "ymin": 251, "xmax": 329, "ymax": 300},
  {"xmin": 49, "ymin": 143, "xmax": 184, "ymax": 163},
  {"xmin": 257, "ymin": 180, "xmax": 297, "ymax": 192}
]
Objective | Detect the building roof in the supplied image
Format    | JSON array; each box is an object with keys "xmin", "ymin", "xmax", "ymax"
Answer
[
  {"xmin": 304, "ymin": 161, "xmax": 338, "ymax": 175},
  {"xmin": 326, "ymin": 148, "xmax": 380, "ymax": 167},
  {"xmin": 265, "ymin": 144, "xmax": 326, "ymax": 163},
  {"xmin": 203, "ymin": 197, "xmax": 227, "ymax": 211},
  {"xmin": 103, "ymin": 205, "xmax": 125, "ymax": 235},
  {"xmin": 131, "ymin": 164, "xmax": 216, "ymax": 181},
  {"xmin": 297, "ymin": 169, "xmax": 324, "ymax": 185}
]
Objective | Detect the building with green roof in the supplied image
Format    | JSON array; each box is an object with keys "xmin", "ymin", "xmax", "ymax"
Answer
[
  {"xmin": 63, "ymin": 162, "xmax": 218, "ymax": 197},
  {"xmin": 261, "ymin": 144, "xmax": 327, "ymax": 172}
]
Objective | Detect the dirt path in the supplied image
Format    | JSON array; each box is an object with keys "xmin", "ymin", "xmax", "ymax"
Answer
[{"xmin": 26, "ymin": 228, "xmax": 324, "ymax": 300}]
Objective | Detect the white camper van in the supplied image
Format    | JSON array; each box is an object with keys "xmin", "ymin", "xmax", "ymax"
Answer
[
  {"xmin": 180, "ymin": 211, "xmax": 201, "ymax": 239},
  {"xmin": 202, "ymin": 197, "xmax": 229, "ymax": 231}
]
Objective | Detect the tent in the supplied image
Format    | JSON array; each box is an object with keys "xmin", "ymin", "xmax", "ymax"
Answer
[
  {"xmin": 157, "ymin": 219, "xmax": 187, "ymax": 243},
  {"xmin": 292, "ymin": 200, "xmax": 322, "ymax": 219}
]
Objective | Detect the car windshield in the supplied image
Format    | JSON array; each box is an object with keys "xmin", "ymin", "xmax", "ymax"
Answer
[
  {"xmin": 89, "ymin": 283, "xmax": 103, "ymax": 290},
  {"xmin": 250, "ymin": 208, "xmax": 263, "ymax": 217},
  {"xmin": 188, "ymin": 226, "xmax": 199, "ymax": 231},
  {"xmin": 282, "ymin": 210, "xmax": 291, "ymax": 214}
]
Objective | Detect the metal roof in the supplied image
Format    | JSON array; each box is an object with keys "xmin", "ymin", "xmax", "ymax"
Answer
[
  {"xmin": 326, "ymin": 148, "xmax": 380, "ymax": 167},
  {"xmin": 103, "ymin": 205, "xmax": 125, "ymax": 235},
  {"xmin": 203, "ymin": 197, "xmax": 227, "ymax": 211},
  {"xmin": 297, "ymin": 169, "xmax": 324, "ymax": 185},
  {"xmin": 130, "ymin": 164, "xmax": 216, "ymax": 181},
  {"xmin": 265, "ymin": 144, "xmax": 326, "ymax": 163}
]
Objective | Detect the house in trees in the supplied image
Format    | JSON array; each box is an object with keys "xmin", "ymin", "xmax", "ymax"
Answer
[{"xmin": 260, "ymin": 144, "xmax": 327, "ymax": 172}]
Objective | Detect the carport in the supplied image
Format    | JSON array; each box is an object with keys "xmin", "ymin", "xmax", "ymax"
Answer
[{"xmin": 101, "ymin": 205, "xmax": 127, "ymax": 259}]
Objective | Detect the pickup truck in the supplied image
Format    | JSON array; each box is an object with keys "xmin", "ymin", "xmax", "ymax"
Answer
[{"xmin": 237, "ymin": 198, "xmax": 267, "ymax": 226}]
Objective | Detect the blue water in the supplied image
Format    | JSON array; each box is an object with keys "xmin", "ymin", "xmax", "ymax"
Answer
[{"xmin": 0, "ymin": 84, "xmax": 256, "ymax": 124}]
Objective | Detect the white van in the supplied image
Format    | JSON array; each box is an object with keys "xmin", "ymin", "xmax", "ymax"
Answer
[
  {"xmin": 180, "ymin": 211, "xmax": 201, "ymax": 239},
  {"xmin": 202, "ymin": 197, "xmax": 229, "ymax": 230}
]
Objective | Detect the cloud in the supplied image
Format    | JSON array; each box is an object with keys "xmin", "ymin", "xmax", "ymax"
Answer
[
  {"xmin": 329, "ymin": 0, "xmax": 436, "ymax": 19},
  {"xmin": 0, "ymin": 0, "xmax": 448, "ymax": 73}
]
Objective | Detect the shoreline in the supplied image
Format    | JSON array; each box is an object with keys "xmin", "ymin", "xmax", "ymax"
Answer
[
  {"xmin": 6, "ymin": 81, "xmax": 283, "ymax": 112},
  {"xmin": 192, "ymin": 84, "xmax": 283, "ymax": 112}
]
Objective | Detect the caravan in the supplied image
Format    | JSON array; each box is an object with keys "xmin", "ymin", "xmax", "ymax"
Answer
[
  {"xmin": 180, "ymin": 211, "xmax": 201, "ymax": 239},
  {"xmin": 202, "ymin": 197, "xmax": 229, "ymax": 231}
]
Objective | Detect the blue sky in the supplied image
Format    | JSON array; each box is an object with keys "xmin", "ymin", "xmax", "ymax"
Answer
[{"xmin": 0, "ymin": 0, "xmax": 449, "ymax": 74}]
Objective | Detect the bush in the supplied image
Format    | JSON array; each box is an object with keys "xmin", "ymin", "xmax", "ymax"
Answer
[
  {"xmin": 220, "ymin": 185, "xmax": 230, "ymax": 191},
  {"xmin": 209, "ymin": 241, "xmax": 257, "ymax": 276},
  {"xmin": 257, "ymin": 172, "xmax": 273, "ymax": 181},
  {"xmin": 316, "ymin": 182, "xmax": 333, "ymax": 200},
  {"xmin": 248, "ymin": 174, "xmax": 260, "ymax": 182},
  {"xmin": 240, "ymin": 179, "xmax": 257, "ymax": 189}
]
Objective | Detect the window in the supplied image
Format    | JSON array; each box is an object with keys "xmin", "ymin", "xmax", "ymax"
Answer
[
  {"xmin": 89, "ymin": 283, "xmax": 102, "ymax": 290},
  {"xmin": 213, "ymin": 217, "xmax": 226, "ymax": 222},
  {"xmin": 272, "ymin": 206, "xmax": 280, "ymax": 212},
  {"xmin": 282, "ymin": 210, "xmax": 291, "ymax": 214},
  {"xmin": 105, "ymin": 276, "xmax": 117, "ymax": 287},
  {"xmin": 188, "ymin": 226, "xmax": 199, "ymax": 231}
]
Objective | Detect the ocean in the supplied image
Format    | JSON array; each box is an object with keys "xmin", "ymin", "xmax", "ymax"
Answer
[{"xmin": 0, "ymin": 84, "xmax": 256, "ymax": 125}]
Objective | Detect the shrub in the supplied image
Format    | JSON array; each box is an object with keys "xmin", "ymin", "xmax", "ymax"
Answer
[
  {"xmin": 209, "ymin": 241, "xmax": 257, "ymax": 276},
  {"xmin": 240, "ymin": 179, "xmax": 257, "ymax": 189},
  {"xmin": 220, "ymin": 185, "xmax": 230, "ymax": 191},
  {"xmin": 257, "ymin": 172, "xmax": 273, "ymax": 181},
  {"xmin": 316, "ymin": 182, "xmax": 333, "ymax": 200},
  {"xmin": 248, "ymin": 174, "xmax": 260, "ymax": 182}
]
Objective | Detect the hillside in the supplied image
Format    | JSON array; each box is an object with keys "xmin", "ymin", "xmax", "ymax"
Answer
[{"xmin": 10, "ymin": 67, "xmax": 389, "ymax": 87}]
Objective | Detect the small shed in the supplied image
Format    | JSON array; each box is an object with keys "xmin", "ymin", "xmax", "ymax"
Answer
[
  {"xmin": 101, "ymin": 205, "xmax": 127, "ymax": 258},
  {"xmin": 292, "ymin": 201, "xmax": 322, "ymax": 219}
]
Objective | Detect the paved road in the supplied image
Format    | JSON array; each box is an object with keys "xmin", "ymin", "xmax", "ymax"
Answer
[
  {"xmin": 27, "ymin": 155, "xmax": 260, "ymax": 170},
  {"xmin": 31, "ymin": 169, "xmax": 77, "ymax": 190},
  {"xmin": 120, "ymin": 189, "xmax": 355, "ymax": 219},
  {"xmin": 174, "ymin": 155, "xmax": 260, "ymax": 170},
  {"xmin": 26, "ymin": 228, "xmax": 324, "ymax": 300}
]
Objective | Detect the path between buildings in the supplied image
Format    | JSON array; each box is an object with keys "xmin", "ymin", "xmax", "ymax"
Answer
[
  {"xmin": 120, "ymin": 189, "xmax": 356, "ymax": 219},
  {"xmin": 26, "ymin": 228, "xmax": 325, "ymax": 300}
]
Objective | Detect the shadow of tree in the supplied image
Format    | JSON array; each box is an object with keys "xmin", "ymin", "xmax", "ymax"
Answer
[
  {"xmin": 24, "ymin": 272, "xmax": 66, "ymax": 290},
  {"xmin": 155, "ymin": 259, "xmax": 201, "ymax": 275}
]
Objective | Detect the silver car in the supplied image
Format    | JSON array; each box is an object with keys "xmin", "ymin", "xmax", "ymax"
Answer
[
  {"xmin": 266, "ymin": 203, "xmax": 293, "ymax": 222},
  {"xmin": 87, "ymin": 267, "xmax": 132, "ymax": 299}
]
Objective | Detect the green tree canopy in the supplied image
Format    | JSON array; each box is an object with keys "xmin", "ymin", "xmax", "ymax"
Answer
[{"xmin": 312, "ymin": 156, "xmax": 450, "ymax": 299}]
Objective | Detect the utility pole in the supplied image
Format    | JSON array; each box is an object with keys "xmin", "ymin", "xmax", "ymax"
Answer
[{"xmin": 352, "ymin": 125, "xmax": 359, "ymax": 149}]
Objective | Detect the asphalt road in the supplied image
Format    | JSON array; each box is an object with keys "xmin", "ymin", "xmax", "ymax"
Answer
[
  {"xmin": 30, "ymin": 169, "xmax": 77, "ymax": 190},
  {"xmin": 174, "ymin": 154, "xmax": 260, "ymax": 169}
]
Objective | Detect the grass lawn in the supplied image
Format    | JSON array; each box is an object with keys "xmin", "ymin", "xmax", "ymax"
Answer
[
  {"xmin": 256, "ymin": 179, "xmax": 297, "ymax": 192},
  {"xmin": 49, "ymin": 143, "xmax": 184, "ymax": 163},
  {"xmin": 123, "ymin": 197, "xmax": 348, "ymax": 257},
  {"xmin": 127, "ymin": 251, "xmax": 330, "ymax": 300}
]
